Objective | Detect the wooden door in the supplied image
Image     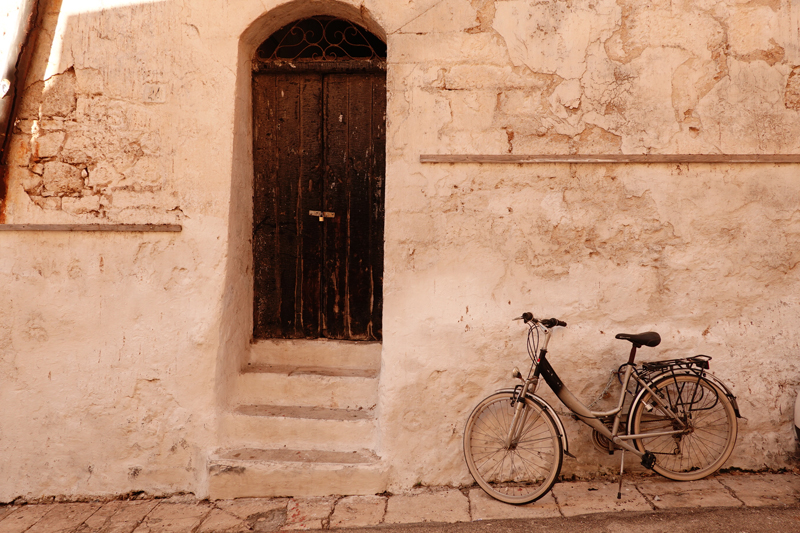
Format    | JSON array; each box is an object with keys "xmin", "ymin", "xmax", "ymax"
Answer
[{"xmin": 252, "ymin": 70, "xmax": 385, "ymax": 341}]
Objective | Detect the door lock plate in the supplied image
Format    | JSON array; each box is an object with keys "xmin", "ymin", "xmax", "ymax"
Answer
[{"xmin": 309, "ymin": 210, "xmax": 335, "ymax": 221}]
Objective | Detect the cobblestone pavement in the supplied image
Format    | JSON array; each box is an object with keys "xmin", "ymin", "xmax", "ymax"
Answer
[{"xmin": 0, "ymin": 472, "xmax": 798, "ymax": 533}]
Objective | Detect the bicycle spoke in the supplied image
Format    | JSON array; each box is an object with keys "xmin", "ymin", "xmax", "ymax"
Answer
[
  {"xmin": 465, "ymin": 392, "xmax": 563, "ymax": 503},
  {"xmin": 631, "ymin": 375, "xmax": 736, "ymax": 480}
]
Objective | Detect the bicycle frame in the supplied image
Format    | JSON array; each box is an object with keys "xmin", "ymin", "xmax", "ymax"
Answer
[{"xmin": 515, "ymin": 326, "xmax": 688, "ymax": 459}]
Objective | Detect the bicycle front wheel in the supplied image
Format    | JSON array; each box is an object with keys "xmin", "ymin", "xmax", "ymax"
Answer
[
  {"xmin": 630, "ymin": 374, "xmax": 737, "ymax": 481},
  {"xmin": 463, "ymin": 392, "xmax": 563, "ymax": 504}
]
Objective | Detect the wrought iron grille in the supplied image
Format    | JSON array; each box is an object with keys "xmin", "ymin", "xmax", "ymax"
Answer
[{"xmin": 257, "ymin": 17, "xmax": 386, "ymax": 62}]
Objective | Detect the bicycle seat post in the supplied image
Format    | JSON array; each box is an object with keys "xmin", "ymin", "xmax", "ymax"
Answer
[{"xmin": 627, "ymin": 344, "xmax": 639, "ymax": 364}]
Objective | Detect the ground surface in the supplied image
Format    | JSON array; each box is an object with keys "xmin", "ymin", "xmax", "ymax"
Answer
[{"xmin": 0, "ymin": 472, "xmax": 798, "ymax": 532}]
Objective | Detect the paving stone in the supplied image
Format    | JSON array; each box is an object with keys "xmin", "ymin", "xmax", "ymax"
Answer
[
  {"xmin": 468, "ymin": 488, "xmax": 560, "ymax": 520},
  {"xmin": 196, "ymin": 509, "xmax": 249, "ymax": 533},
  {"xmin": 26, "ymin": 502, "xmax": 102, "ymax": 533},
  {"xmin": 329, "ymin": 495, "xmax": 386, "ymax": 529},
  {"xmin": 282, "ymin": 497, "xmax": 336, "ymax": 530},
  {"xmin": 635, "ymin": 477, "xmax": 743, "ymax": 509},
  {"xmin": 384, "ymin": 489, "xmax": 470, "ymax": 524},
  {"xmin": 77, "ymin": 500, "xmax": 159, "ymax": 533},
  {"xmin": 0, "ymin": 505, "xmax": 55, "ymax": 533},
  {"xmin": 132, "ymin": 503, "xmax": 213, "ymax": 533},
  {"xmin": 0, "ymin": 508, "xmax": 18, "ymax": 523},
  {"xmin": 551, "ymin": 480, "xmax": 652, "ymax": 517},
  {"xmin": 718, "ymin": 473, "xmax": 800, "ymax": 507},
  {"xmin": 215, "ymin": 499, "xmax": 288, "ymax": 520},
  {"xmin": 199, "ymin": 501, "xmax": 287, "ymax": 533}
]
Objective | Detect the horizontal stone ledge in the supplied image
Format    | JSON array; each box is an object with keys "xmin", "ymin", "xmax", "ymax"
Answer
[
  {"xmin": 419, "ymin": 154, "xmax": 800, "ymax": 164},
  {"xmin": 0, "ymin": 224, "xmax": 182, "ymax": 232}
]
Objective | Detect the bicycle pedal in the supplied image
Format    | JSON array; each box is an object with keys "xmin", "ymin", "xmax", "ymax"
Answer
[{"xmin": 641, "ymin": 451, "xmax": 656, "ymax": 470}]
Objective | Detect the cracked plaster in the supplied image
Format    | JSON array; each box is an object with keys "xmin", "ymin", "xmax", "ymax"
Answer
[{"xmin": 2, "ymin": 0, "xmax": 800, "ymax": 501}]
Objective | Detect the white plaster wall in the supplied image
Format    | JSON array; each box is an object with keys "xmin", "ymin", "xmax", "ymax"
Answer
[
  {"xmin": 377, "ymin": 0, "xmax": 800, "ymax": 488},
  {"xmin": 1, "ymin": 0, "xmax": 799, "ymax": 500}
]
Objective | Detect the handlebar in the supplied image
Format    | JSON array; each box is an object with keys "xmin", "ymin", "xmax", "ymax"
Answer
[{"xmin": 517, "ymin": 312, "xmax": 567, "ymax": 328}]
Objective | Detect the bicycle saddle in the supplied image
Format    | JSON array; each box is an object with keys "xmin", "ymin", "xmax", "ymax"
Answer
[{"xmin": 615, "ymin": 332, "xmax": 661, "ymax": 348}]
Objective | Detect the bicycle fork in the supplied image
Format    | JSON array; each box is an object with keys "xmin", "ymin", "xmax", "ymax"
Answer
[{"xmin": 505, "ymin": 378, "xmax": 537, "ymax": 448}]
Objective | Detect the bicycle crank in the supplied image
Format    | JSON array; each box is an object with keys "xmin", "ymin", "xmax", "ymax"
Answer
[{"xmin": 641, "ymin": 451, "xmax": 656, "ymax": 470}]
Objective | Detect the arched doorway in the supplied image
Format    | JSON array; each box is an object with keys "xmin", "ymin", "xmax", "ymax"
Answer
[{"xmin": 252, "ymin": 17, "xmax": 386, "ymax": 341}]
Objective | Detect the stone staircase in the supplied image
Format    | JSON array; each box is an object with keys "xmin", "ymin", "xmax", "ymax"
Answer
[{"xmin": 208, "ymin": 340, "xmax": 386, "ymax": 499}]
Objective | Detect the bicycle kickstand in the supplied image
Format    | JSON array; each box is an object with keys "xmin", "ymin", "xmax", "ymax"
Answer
[{"xmin": 617, "ymin": 449, "xmax": 625, "ymax": 500}]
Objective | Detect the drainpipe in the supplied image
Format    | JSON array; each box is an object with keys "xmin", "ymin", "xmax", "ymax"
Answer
[{"xmin": 0, "ymin": 0, "xmax": 41, "ymax": 222}]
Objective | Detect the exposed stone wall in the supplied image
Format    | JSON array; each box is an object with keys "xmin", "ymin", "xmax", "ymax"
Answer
[
  {"xmin": 1, "ymin": 0, "xmax": 799, "ymax": 500},
  {"xmin": 0, "ymin": 0, "xmax": 233, "ymax": 501}
]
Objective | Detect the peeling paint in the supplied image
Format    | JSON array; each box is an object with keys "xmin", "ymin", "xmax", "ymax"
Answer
[{"xmin": 1, "ymin": 0, "xmax": 800, "ymax": 502}]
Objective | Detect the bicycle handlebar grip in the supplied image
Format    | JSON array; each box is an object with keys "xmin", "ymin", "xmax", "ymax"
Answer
[{"xmin": 521, "ymin": 312, "xmax": 534, "ymax": 323}]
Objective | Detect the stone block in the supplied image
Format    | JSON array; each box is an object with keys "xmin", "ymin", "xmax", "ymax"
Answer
[
  {"xmin": 19, "ymin": 171, "xmax": 43, "ymax": 194},
  {"xmin": 282, "ymin": 497, "xmax": 336, "ymax": 530},
  {"xmin": 718, "ymin": 473, "xmax": 800, "ymax": 507},
  {"xmin": 329, "ymin": 495, "xmax": 386, "ymax": 529},
  {"xmin": 85, "ymin": 162, "xmax": 122, "ymax": 189},
  {"xmin": 384, "ymin": 489, "xmax": 470, "ymax": 524},
  {"xmin": 31, "ymin": 197, "xmax": 62, "ymax": 211},
  {"xmin": 61, "ymin": 134, "xmax": 97, "ymax": 165},
  {"xmin": 0, "ymin": 505, "xmax": 55, "ymax": 533},
  {"xmin": 77, "ymin": 500, "xmax": 159, "ymax": 533},
  {"xmin": 469, "ymin": 488, "xmax": 560, "ymax": 520},
  {"xmin": 551, "ymin": 480, "xmax": 652, "ymax": 517},
  {"xmin": 42, "ymin": 162, "xmax": 83, "ymax": 196},
  {"xmin": 26, "ymin": 502, "xmax": 102, "ymax": 533},
  {"xmin": 34, "ymin": 131, "xmax": 66, "ymax": 159},
  {"xmin": 0, "ymin": 507, "xmax": 18, "ymax": 523},
  {"xmin": 635, "ymin": 477, "xmax": 743, "ymax": 510},
  {"xmin": 62, "ymin": 195, "xmax": 101, "ymax": 215},
  {"xmin": 215, "ymin": 498, "xmax": 288, "ymax": 520},
  {"xmin": 133, "ymin": 503, "xmax": 212, "ymax": 533},
  {"xmin": 196, "ymin": 509, "xmax": 249, "ymax": 533},
  {"xmin": 41, "ymin": 68, "xmax": 77, "ymax": 118}
]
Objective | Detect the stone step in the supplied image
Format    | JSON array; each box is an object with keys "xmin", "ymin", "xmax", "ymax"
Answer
[
  {"xmin": 248, "ymin": 339, "xmax": 381, "ymax": 370},
  {"xmin": 208, "ymin": 448, "xmax": 388, "ymax": 499},
  {"xmin": 234, "ymin": 366, "xmax": 379, "ymax": 409},
  {"xmin": 219, "ymin": 405, "xmax": 378, "ymax": 451}
]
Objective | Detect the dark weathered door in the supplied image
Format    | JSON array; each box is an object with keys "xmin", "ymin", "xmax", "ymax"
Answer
[{"xmin": 252, "ymin": 70, "xmax": 385, "ymax": 341}]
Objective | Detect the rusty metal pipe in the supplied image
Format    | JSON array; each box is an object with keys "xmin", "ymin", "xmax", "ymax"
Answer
[{"xmin": 1, "ymin": 0, "xmax": 42, "ymax": 221}]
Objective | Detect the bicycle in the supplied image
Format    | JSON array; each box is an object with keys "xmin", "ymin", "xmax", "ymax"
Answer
[{"xmin": 463, "ymin": 312, "xmax": 741, "ymax": 505}]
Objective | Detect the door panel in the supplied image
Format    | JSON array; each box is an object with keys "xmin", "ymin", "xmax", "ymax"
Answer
[
  {"xmin": 253, "ymin": 73, "xmax": 324, "ymax": 339},
  {"xmin": 253, "ymin": 70, "xmax": 385, "ymax": 341}
]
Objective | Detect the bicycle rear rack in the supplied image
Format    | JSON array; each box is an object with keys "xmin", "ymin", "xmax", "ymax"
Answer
[{"xmin": 640, "ymin": 354, "xmax": 711, "ymax": 373}]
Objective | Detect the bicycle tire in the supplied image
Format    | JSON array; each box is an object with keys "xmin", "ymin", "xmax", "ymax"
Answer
[
  {"xmin": 463, "ymin": 391, "xmax": 563, "ymax": 504},
  {"xmin": 630, "ymin": 373, "xmax": 737, "ymax": 480}
]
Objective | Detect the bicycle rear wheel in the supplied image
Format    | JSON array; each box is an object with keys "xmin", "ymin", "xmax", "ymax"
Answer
[
  {"xmin": 630, "ymin": 374, "xmax": 737, "ymax": 480},
  {"xmin": 463, "ymin": 392, "xmax": 562, "ymax": 504}
]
